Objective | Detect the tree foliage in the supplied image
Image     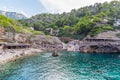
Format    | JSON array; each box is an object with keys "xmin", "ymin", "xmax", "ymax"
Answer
[
  {"xmin": 0, "ymin": 15, "xmax": 43, "ymax": 35},
  {"xmin": 19, "ymin": 0, "xmax": 120, "ymax": 39}
]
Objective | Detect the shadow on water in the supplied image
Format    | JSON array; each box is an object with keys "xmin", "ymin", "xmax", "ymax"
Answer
[{"xmin": 0, "ymin": 51, "xmax": 120, "ymax": 80}]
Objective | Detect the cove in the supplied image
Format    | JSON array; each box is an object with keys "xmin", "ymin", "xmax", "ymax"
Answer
[{"xmin": 0, "ymin": 52, "xmax": 120, "ymax": 80}]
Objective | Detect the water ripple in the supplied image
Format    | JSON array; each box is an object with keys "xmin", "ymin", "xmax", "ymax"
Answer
[{"xmin": 0, "ymin": 52, "xmax": 120, "ymax": 80}]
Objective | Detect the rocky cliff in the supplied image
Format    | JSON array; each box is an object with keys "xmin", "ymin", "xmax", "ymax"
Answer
[
  {"xmin": 80, "ymin": 30, "xmax": 120, "ymax": 53},
  {"xmin": 0, "ymin": 10, "xmax": 27, "ymax": 20},
  {"xmin": 1, "ymin": 32, "xmax": 64, "ymax": 51}
]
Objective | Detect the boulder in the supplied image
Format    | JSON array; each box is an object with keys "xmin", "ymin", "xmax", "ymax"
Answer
[{"xmin": 52, "ymin": 51, "xmax": 59, "ymax": 57}]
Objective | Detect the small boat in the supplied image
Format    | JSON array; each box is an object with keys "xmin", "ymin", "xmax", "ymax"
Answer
[{"xmin": 52, "ymin": 51, "xmax": 59, "ymax": 57}]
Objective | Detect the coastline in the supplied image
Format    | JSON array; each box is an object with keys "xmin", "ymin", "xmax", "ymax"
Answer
[{"xmin": 0, "ymin": 48, "xmax": 42, "ymax": 65}]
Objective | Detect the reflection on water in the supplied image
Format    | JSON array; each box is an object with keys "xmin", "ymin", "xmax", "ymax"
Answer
[{"xmin": 0, "ymin": 52, "xmax": 120, "ymax": 80}]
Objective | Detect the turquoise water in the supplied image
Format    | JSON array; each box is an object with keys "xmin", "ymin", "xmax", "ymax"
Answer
[{"xmin": 0, "ymin": 52, "xmax": 120, "ymax": 80}]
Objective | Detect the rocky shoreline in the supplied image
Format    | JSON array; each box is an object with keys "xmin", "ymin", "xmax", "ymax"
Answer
[
  {"xmin": 0, "ymin": 48, "xmax": 42, "ymax": 65},
  {"xmin": 1, "ymin": 30, "xmax": 120, "ymax": 65},
  {"xmin": 0, "ymin": 32, "xmax": 65, "ymax": 65}
]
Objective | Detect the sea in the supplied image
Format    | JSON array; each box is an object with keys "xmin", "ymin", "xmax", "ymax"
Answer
[{"xmin": 0, "ymin": 51, "xmax": 120, "ymax": 80}]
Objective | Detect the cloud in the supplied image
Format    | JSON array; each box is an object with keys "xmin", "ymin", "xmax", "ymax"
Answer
[{"xmin": 39, "ymin": 0, "xmax": 113, "ymax": 13}]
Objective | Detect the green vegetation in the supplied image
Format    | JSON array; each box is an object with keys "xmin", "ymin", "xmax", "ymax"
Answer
[
  {"xmin": 1, "ymin": 0, "xmax": 120, "ymax": 39},
  {"xmin": 0, "ymin": 15, "xmax": 43, "ymax": 35},
  {"xmin": 19, "ymin": 0, "xmax": 120, "ymax": 39},
  {"xmin": 89, "ymin": 24, "xmax": 114, "ymax": 36},
  {"xmin": 0, "ymin": 15, "xmax": 16, "ymax": 28}
]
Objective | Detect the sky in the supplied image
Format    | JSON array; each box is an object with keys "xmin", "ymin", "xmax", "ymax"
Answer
[{"xmin": 0, "ymin": 0, "xmax": 113, "ymax": 17}]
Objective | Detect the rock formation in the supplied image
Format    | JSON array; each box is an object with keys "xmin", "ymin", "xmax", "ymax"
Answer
[
  {"xmin": 52, "ymin": 51, "xmax": 59, "ymax": 57},
  {"xmin": 1, "ymin": 32, "xmax": 64, "ymax": 51},
  {"xmin": 0, "ymin": 10, "xmax": 27, "ymax": 20},
  {"xmin": 79, "ymin": 30, "xmax": 120, "ymax": 53}
]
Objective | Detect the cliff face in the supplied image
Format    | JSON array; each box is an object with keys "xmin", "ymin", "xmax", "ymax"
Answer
[
  {"xmin": 0, "ymin": 10, "xmax": 27, "ymax": 20},
  {"xmin": 81, "ymin": 43, "xmax": 120, "ymax": 53},
  {"xmin": 66, "ymin": 30, "xmax": 120, "ymax": 53},
  {"xmin": 29, "ymin": 35, "xmax": 63, "ymax": 51},
  {"xmin": 1, "ymin": 32, "xmax": 64, "ymax": 51},
  {"xmin": 79, "ymin": 30, "xmax": 120, "ymax": 53}
]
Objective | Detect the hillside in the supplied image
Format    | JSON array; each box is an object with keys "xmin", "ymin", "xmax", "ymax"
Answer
[
  {"xmin": 0, "ymin": 15, "xmax": 43, "ymax": 35},
  {"xmin": 20, "ymin": 0, "xmax": 120, "ymax": 40},
  {"xmin": 0, "ymin": 10, "xmax": 27, "ymax": 20},
  {"xmin": 0, "ymin": 15, "xmax": 63, "ymax": 50}
]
